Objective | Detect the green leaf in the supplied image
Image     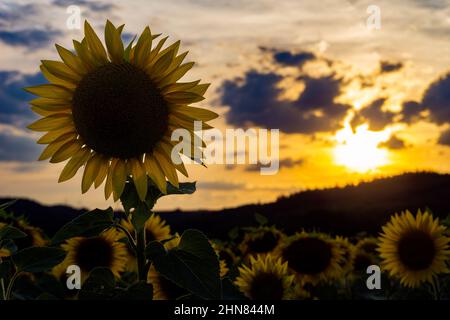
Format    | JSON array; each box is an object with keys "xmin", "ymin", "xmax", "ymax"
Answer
[
  {"xmin": 0, "ymin": 200, "xmax": 16, "ymax": 211},
  {"xmin": 51, "ymin": 207, "xmax": 114, "ymax": 245},
  {"xmin": 78, "ymin": 267, "xmax": 116, "ymax": 300},
  {"xmin": 12, "ymin": 247, "xmax": 66, "ymax": 273},
  {"xmin": 121, "ymin": 178, "xmax": 196, "ymax": 213},
  {"xmin": 0, "ymin": 225, "xmax": 27, "ymax": 241},
  {"xmin": 146, "ymin": 229, "xmax": 221, "ymax": 300},
  {"xmin": 114, "ymin": 281, "xmax": 153, "ymax": 300}
]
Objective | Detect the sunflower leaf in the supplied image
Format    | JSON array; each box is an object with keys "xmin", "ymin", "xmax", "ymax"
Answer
[
  {"xmin": 78, "ymin": 267, "xmax": 116, "ymax": 300},
  {"xmin": 12, "ymin": 247, "xmax": 66, "ymax": 273},
  {"xmin": 0, "ymin": 225, "xmax": 27, "ymax": 241},
  {"xmin": 51, "ymin": 207, "xmax": 114, "ymax": 245},
  {"xmin": 146, "ymin": 229, "xmax": 221, "ymax": 300}
]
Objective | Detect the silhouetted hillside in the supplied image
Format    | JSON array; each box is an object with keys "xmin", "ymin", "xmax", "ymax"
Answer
[{"xmin": 2, "ymin": 172, "xmax": 450, "ymax": 238}]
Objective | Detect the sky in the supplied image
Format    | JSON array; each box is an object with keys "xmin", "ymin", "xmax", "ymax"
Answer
[{"xmin": 1, "ymin": 0, "xmax": 450, "ymax": 211}]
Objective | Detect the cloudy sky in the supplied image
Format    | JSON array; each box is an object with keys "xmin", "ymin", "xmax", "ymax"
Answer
[{"xmin": 1, "ymin": 0, "xmax": 450, "ymax": 211}]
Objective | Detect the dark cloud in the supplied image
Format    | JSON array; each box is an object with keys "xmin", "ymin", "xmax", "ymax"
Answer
[
  {"xmin": 53, "ymin": 0, "xmax": 114, "ymax": 12},
  {"xmin": 378, "ymin": 135, "xmax": 406, "ymax": 150},
  {"xmin": 273, "ymin": 50, "xmax": 316, "ymax": 67},
  {"xmin": 422, "ymin": 73, "xmax": 450, "ymax": 125},
  {"xmin": 352, "ymin": 98, "xmax": 395, "ymax": 131},
  {"xmin": 221, "ymin": 71, "xmax": 350, "ymax": 134},
  {"xmin": 0, "ymin": 3, "xmax": 38, "ymax": 26},
  {"xmin": 197, "ymin": 181, "xmax": 245, "ymax": 190},
  {"xmin": 0, "ymin": 71, "xmax": 44, "ymax": 128},
  {"xmin": 0, "ymin": 29, "xmax": 60, "ymax": 48},
  {"xmin": 0, "ymin": 131, "xmax": 41, "ymax": 162},
  {"xmin": 438, "ymin": 129, "xmax": 450, "ymax": 146},
  {"xmin": 379, "ymin": 61, "xmax": 403, "ymax": 73},
  {"xmin": 245, "ymin": 157, "xmax": 304, "ymax": 172},
  {"xmin": 400, "ymin": 101, "xmax": 426, "ymax": 124}
]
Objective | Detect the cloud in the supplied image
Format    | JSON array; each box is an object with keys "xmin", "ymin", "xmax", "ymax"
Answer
[
  {"xmin": 0, "ymin": 131, "xmax": 41, "ymax": 162},
  {"xmin": 400, "ymin": 101, "xmax": 426, "ymax": 124},
  {"xmin": 221, "ymin": 71, "xmax": 350, "ymax": 134},
  {"xmin": 0, "ymin": 3, "xmax": 38, "ymax": 26},
  {"xmin": 197, "ymin": 181, "xmax": 246, "ymax": 190},
  {"xmin": 0, "ymin": 71, "xmax": 44, "ymax": 128},
  {"xmin": 273, "ymin": 50, "xmax": 316, "ymax": 67},
  {"xmin": 421, "ymin": 72, "xmax": 450, "ymax": 125},
  {"xmin": 438, "ymin": 129, "xmax": 450, "ymax": 146},
  {"xmin": 378, "ymin": 135, "xmax": 406, "ymax": 150},
  {"xmin": 379, "ymin": 61, "xmax": 403, "ymax": 73},
  {"xmin": 245, "ymin": 157, "xmax": 304, "ymax": 172},
  {"xmin": 0, "ymin": 29, "xmax": 61, "ymax": 49},
  {"xmin": 351, "ymin": 98, "xmax": 395, "ymax": 131},
  {"xmin": 52, "ymin": 0, "xmax": 114, "ymax": 12}
]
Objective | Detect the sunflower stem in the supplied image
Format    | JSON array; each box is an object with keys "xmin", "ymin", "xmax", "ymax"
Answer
[
  {"xmin": 5, "ymin": 270, "xmax": 19, "ymax": 301},
  {"xmin": 136, "ymin": 227, "xmax": 147, "ymax": 281}
]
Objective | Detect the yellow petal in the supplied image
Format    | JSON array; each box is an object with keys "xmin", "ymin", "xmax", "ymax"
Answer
[
  {"xmin": 133, "ymin": 26, "xmax": 152, "ymax": 68},
  {"xmin": 73, "ymin": 40, "xmax": 96, "ymax": 71},
  {"xmin": 157, "ymin": 62, "xmax": 195, "ymax": 88},
  {"xmin": 40, "ymin": 65, "xmax": 77, "ymax": 90},
  {"xmin": 169, "ymin": 114, "xmax": 212, "ymax": 131},
  {"xmin": 41, "ymin": 60, "xmax": 81, "ymax": 83},
  {"xmin": 94, "ymin": 156, "xmax": 109, "ymax": 188},
  {"xmin": 153, "ymin": 148, "xmax": 179, "ymax": 188},
  {"xmin": 169, "ymin": 105, "xmax": 218, "ymax": 122},
  {"xmin": 149, "ymin": 48, "xmax": 176, "ymax": 79},
  {"xmin": 165, "ymin": 91, "xmax": 204, "ymax": 104},
  {"xmin": 55, "ymin": 44, "xmax": 88, "ymax": 75},
  {"xmin": 84, "ymin": 20, "xmax": 108, "ymax": 63},
  {"xmin": 130, "ymin": 158, "xmax": 148, "ymax": 201},
  {"xmin": 161, "ymin": 80, "xmax": 200, "ymax": 94},
  {"xmin": 105, "ymin": 20, "xmax": 124, "ymax": 63},
  {"xmin": 159, "ymin": 141, "xmax": 188, "ymax": 177},
  {"xmin": 31, "ymin": 105, "xmax": 70, "ymax": 117},
  {"xmin": 50, "ymin": 139, "xmax": 83, "ymax": 163},
  {"xmin": 29, "ymin": 97, "xmax": 69, "ymax": 107},
  {"xmin": 104, "ymin": 161, "xmax": 114, "ymax": 199},
  {"xmin": 82, "ymin": 154, "xmax": 103, "ymax": 193},
  {"xmin": 25, "ymin": 84, "xmax": 73, "ymax": 100},
  {"xmin": 37, "ymin": 127, "xmax": 75, "ymax": 144},
  {"xmin": 28, "ymin": 114, "xmax": 73, "ymax": 132},
  {"xmin": 144, "ymin": 155, "xmax": 167, "ymax": 193},
  {"xmin": 38, "ymin": 133, "xmax": 76, "ymax": 160},
  {"xmin": 188, "ymin": 83, "xmax": 210, "ymax": 96},
  {"xmin": 112, "ymin": 159, "xmax": 127, "ymax": 201},
  {"xmin": 58, "ymin": 147, "xmax": 91, "ymax": 182},
  {"xmin": 145, "ymin": 36, "xmax": 168, "ymax": 67}
]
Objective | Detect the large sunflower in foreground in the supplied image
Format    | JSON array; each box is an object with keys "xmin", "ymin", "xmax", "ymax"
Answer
[
  {"xmin": 235, "ymin": 254, "xmax": 294, "ymax": 300},
  {"xmin": 277, "ymin": 232, "xmax": 343, "ymax": 285},
  {"xmin": 26, "ymin": 20, "xmax": 218, "ymax": 201},
  {"xmin": 57, "ymin": 228, "xmax": 128, "ymax": 280},
  {"xmin": 378, "ymin": 210, "xmax": 450, "ymax": 288}
]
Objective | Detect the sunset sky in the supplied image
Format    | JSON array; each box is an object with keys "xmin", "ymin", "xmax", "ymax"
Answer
[{"xmin": 1, "ymin": 0, "xmax": 450, "ymax": 211}]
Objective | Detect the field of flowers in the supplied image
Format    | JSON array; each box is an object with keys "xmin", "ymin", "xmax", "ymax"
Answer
[{"xmin": 1, "ymin": 195, "xmax": 449, "ymax": 300}]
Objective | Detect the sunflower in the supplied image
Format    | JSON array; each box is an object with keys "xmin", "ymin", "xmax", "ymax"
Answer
[
  {"xmin": 351, "ymin": 237, "xmax": 380, "ymax": 274},
  {"xmin": 210, "ymin": 242, "xmax": 230, "ymax": 278},
  {"xmin": 278, "ymin": 232, "xmax": 343, "ymax": 285},
  {"xmin": 239, "ymin": 226, "xmax": 284, "ymax": 260},
  {"xmin": 0, "ymin": 220, "xmax": 47, "ymax": 250},
  {"xmin": 378, "ymin": 210, "xmax": 450, "ymax": 288},
  {"xmin": 234, "ymin": 254, "xmax": 294, "ymax": 300},
  {"xmin": 0, "ymin": 248, "xmax": 10, "ymax": 258},
  {"xmin": 26, "ymin": 20, "xmax": 218, "ymax": 201},
  {"xmin": 58, "ymin": 228, "xmax": 128, "ymax": 281},
  {"xmin": 333, "ymin": 236, "xmax": 355, "ymax": 275}
]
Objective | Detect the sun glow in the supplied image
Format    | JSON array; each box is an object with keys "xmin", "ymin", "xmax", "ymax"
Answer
[{"xmin": 333, "ymin": 124, "xmax": 391, "ymax": 172}]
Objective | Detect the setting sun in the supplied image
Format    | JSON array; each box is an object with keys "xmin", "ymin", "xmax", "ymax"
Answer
[{"xmin": 333, "ymin": 124, "xmax": 391, "ymax": 173}]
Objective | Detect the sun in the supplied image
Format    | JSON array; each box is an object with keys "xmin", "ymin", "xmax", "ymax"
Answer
[{"xmin": 333, "ymin": 124, "xmax": 391, "ymax": 173}]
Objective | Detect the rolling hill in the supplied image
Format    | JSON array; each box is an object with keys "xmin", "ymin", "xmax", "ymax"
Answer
[{"xmin": 1, "ymin": 172, "xmax": 450, "ymax": 239}]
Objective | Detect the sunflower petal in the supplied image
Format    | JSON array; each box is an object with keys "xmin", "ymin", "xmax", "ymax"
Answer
[
  {"xmin": 144, "ymin": 155, "xmax": 167, "ymax": 193},
  {"xmin": 158, "ymin": 62, "xmax": 194, "ymax": 87},
  {"xmin": 105, "ymin": 20, "xmax": 124, "ymax": 63},
  {"xmin": 149, "ymin": 48, "xmax": 176, "ymax": 79},
  {"xmin": 25, "ymin": 84, "xmax": 73, "ymax": 100},
  {"xmin": 29, "ymin": 97, "xmax": 69, "ymax": 107},
  {"xmin": 94, "ymin": 156, "xmax": 109, "ymax": 188},
  {"xmin": 38, "ymin": 132, "xmax": 77, "ymax": 160},
  {"xmin": 188, "ymin": 83, "xmax": 210, "ymax": 96},
  {"xmin": 84, "ymin": 20, "xmax": 108, "ymax": 63},
  {"xmin": 41, "ymin": 60, "xmax": 81, "ymax": 83},
  {"xmin": 153, "ymin": 148, "xmax": 179, "ymax": 188},
  {"xmin": 73, "ymin": 40, "xmax": 96, "ymax": 71},
  {"xmin": 28, "ymin": 114, "xmax": 73, "ymax": 132},
  {"xmin": 165, "ymin": 91, "xmax": 204, "ymax": 104},
  {"xmin": 58, "ymin": 147, "xmax": 91, "ymax": 182},
  {"xmin": 133, "ymin": 26, "xmax": 152, "ymax": 68},
  {"xmin": 161, "ymin": 80, "xmax": 200, "ymax": 94},
  {"xmin": 159, "ymin": 141, "xmax": 188, "ymax": 177},
  {"xmin": 130, "ymin": 158, "xmax": 148, "ymax": 201},
  {"xmin": 82, "ymin": 154, "xmax": 103, "ymax": 193},
  {"xmin": 145, "ymin": 36, "xmax": 168, "ymax": 67},
  {"xmin": 37, "ymin": 127, "xmax": 75, "ymax": 144},
  {"xmin": 50, "ymin": 139, "xmax": 83, "ymax": 163},
  {"xmin": 169, "ymin": 105, "xmax": 218, "ymax": 121},
  {"xmin": 40, "ymin": 65, "xmax": 77, "ymax": 89},
  {"xmin": 55, "ymin": 44, "xmax": 88, "ymax": 75},
  {"xmin": 112, "ymin": 159, "xmax": 127, "ymax": 201}
]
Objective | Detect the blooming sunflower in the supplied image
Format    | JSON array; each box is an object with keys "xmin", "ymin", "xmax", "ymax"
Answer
[
  {"xmin": 234, "ymin": 254, "xmax": 294, "ymax": 300},
  {"xmin": 378, "ymin": 210, "xmax": 450, "ymax": 288},
  {"xmin": 58, "ymin": 228, "xmax": 128, "ymax": 280},
  {"xmin": 239, "ymin": 226, "xmax": 284, "ymax": 260},
  {"xmin": 0, "ymin": 248, "xmax": 10, "ymax": 258},
  {"xmin": 0, "ymin": 220, "xmax": 47, "ymax": 250},
  {"xmin": 350, "ymin": 237, "xmax": 380, "ymax": 274},
  {"xmin": 278, "ymin": 232, "xmax": 343, "ymax": 285},
  {"xmin": 26, "ymin": 20, "xmax": 218, "ymax": 201}
]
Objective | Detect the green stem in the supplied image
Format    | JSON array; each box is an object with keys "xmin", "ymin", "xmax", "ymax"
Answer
[
  {"xmin": 115, "ymin": 223, "xmax": 137, "ymax": 251},
  {"xmin": 5, "ymin": 271, "xmax": 19, "ymax": 301},
  {"xmin": 430, "ymin": 277, "xmax": 440, "ymax": 300},
  {"xmin": 136, "ymin": 227, "xmax": 147, "ymax": 281}
]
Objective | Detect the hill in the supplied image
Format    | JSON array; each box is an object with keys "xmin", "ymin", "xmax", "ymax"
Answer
[{"xmin": 1, "ymin": 172, "xmax": 450, "ymax": 238}]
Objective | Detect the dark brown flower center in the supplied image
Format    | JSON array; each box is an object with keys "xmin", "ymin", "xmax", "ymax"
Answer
[
  {"xmin": 249, "ymin": 272, "xmax": 284, "ymax": 300},
  {"xmin": 74, "ymin": 236, "xmax": 114, "ymax": 272},
  {"xmin": 247, "ymin": 232, "xmax": 279, "ymax": 253},
  {"xmin": 397, "ymin": 230, "xmax": 436, "ymax": 270},
  {"xmin": 353, "ymin": 252, "xmax": 376, "ymax": 272},
  {"xmin": 72, "ymin": 62, "xmax": 169, "ymax": 159},
  {"xmin": 283, "ymin": 237, "xmax": 332, "ymax": 275}
]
